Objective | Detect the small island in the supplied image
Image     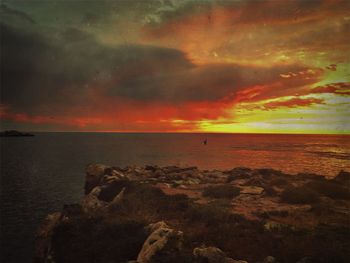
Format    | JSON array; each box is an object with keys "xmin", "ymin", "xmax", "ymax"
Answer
[{"xmin": 0, "ymin": 130, "xmax": 34, "ymax": 137}]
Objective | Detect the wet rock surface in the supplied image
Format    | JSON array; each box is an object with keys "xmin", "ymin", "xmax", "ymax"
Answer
[{"xmin": 35, "ymin": 164, "xmax": 350, "ymax": 263}]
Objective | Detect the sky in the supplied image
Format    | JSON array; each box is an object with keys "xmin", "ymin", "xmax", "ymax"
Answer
[{"xmin": 0, "ymin": 0, "xmax": 349, "ymax": 133}]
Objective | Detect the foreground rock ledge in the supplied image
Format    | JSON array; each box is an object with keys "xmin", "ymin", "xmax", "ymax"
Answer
[{"xmin": 34, "ymin": 164, "xmax": 350, "ymax": 263}]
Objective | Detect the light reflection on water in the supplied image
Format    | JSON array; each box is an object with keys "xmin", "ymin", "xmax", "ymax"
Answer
[{"xmin": 0, "ymin": 133, "xmax": 349, "ymax": 262}]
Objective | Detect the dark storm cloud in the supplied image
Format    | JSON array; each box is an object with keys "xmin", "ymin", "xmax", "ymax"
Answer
[
  {"xmin": 0, "ymin": 3, "xmax": 322, "ymax": 119},
  {"xmin": 1, "ymin": 16, "xmax": 319, "ymax": 118},
  {"xmin": 0, "ymin": 19, "xmax": 193, "ymax": 115},
  {"xmin": 0, "ymin": 3, "xmax": 35, "ymax": 24},
  {"xmin": 109, "ymin": 63, "xmax": 315, "ymax": 102}
]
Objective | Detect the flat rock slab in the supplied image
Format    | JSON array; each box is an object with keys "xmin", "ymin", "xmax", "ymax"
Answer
[{"xmin": 239, "ymin": 186, "xmax": 264, "ymax": 195}]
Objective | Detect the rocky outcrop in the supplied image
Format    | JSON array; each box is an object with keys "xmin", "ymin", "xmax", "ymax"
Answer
[
  {"xmin": 137, "ymin": 221, "xmax": 183, "ymax": 263},
  {"xmin": 85, "ymin": 163, "xmax": 129, "ymax": 201},
  {"xmin": 34, "ymin": 212, "xmax": 61, "ymax": 263},
  {"xmin": 34, "ymin": 204, "xmax": 83, "ymax": 263},
  {"xmin": 85, "ymin": 163, "xmax": 109, "ymax": 194},
  {"xmin": 81, "ymin": 186, "xmax": 106, "ymax": 213},
  {"xmin": 35, "ymin": 163, "xmax": 350, "ymax": 263}
]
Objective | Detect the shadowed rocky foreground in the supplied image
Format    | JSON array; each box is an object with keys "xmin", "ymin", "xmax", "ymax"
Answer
[{"xmin": 34, "ymin": 164, "xmax": 350, "ymax": 263}]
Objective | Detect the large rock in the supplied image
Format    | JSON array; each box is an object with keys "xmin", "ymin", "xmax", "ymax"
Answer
[
  {"xmin": 34, "ymin": 212, "xmax": 62, "ymax": 263},
  {"xmin": 107, "ymin": 187, "xmax": 126, "ymax": 209},
  {"xmin": 137, "ymin": 221, "xmax": 183, "ymax": 263},
  {"xmin": 85, "ymin": 163, "xmax": 130, "ymax": 202},
  {"xmin": 85, "ymin": 163, "xmax": 109, "ymax": 194},
  {"xmin": 81, "ymin": 186, "xmax": 107, "ymax": 213},
  {"xmin": 193, "ymin": 246, "xmax": 247, "ymax": 263},
  {"xmin": 34, "ymin": 204, "xmax": 83, "ymax": 263}
]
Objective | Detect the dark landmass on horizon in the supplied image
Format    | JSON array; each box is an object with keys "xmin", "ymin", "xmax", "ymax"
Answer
[{"xmin": 0, "ymin": 130, "xmax": 34, "ymax": 137}]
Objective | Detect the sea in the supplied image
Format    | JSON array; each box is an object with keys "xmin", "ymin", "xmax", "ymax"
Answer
[{"xmin": 0, "ymin": 132, "xmax": 349, "ymax": 262}]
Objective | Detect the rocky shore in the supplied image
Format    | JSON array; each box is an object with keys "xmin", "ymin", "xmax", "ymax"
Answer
[{"xmin": 34, "ymin": 164, "xmax": 350, "ymax": 263}]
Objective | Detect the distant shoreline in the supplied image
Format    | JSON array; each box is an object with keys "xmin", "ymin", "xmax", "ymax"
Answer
[{"xmin": 0, "ymin": 130, "xmax": 35, "ymax": 137}]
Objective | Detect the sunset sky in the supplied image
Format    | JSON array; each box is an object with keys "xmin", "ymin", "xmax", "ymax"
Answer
[{"xmin": 1, "ymin": 0, "xmax": 349, "ymax": 133}]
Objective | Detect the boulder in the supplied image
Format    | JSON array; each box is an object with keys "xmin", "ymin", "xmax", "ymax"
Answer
[
  {"xmin": 193, "ymin": 246, "xmax": 247, "ymax": 263},
  {"xmin": 81, "ymin": 186, "xmax": 107, "ymax": 213},
  {"xmin": 334, "ymin": 170, "xmax": 350, "ymax": 183},
  {"xmin": 85, "ymin": 163, "xmax": 108, "ymax": 194},
  {"xmin": 137, "ymin": 222, "xmax": 183, "ymax": 263}
]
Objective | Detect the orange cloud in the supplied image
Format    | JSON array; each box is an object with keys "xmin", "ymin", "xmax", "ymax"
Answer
[
  {"xmin": 142, "ymin": 0, "xmax": 349, "ymax": 66},
  {"xmin": 310, "ymin": 82, "xmax": 350, "ymax": 95},
  {"xmin": 260, "ymin": 97, "xmax": 325, "ymax": 110},
  {"xmin": 0, "ymin": 95, "xmax": 234, "ymax": 131}
]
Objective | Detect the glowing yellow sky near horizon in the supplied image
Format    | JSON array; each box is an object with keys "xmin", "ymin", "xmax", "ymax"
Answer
[
  {"xmin": 155, "ymin": 4, "xmax": 350, "ymax": 134},
  {"xmin": 197, "ymin": 88, "xmax": 350, "ymax": 134}
]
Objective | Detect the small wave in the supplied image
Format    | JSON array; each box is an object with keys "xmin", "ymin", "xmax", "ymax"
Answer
[
  {"xmin": 230, "ymin": 144, "xmax": 305, "ymax": 152},
  {"xmin": 305, "ymin": 143, "xmax": 339, "ymax": 147},
  {"xmin": 306, "ymin": 151, "xmax": 350, "ymax": 160}
]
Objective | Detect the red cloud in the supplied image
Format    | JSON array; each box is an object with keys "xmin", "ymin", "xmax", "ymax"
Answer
[
  {"xmin": 0, "ymin": 96, "xmax": 233, "ymax": 131},
  {"xmin": 260, "ymin": 97, "xmax": 325, "ymax": 110},
  {"xmin": 233, "ymin": 67, "xmax": 324, "ymax": 104},
  {"xmin": 310, "ymin": 82, "xmax": 350, "ymax": 95}
]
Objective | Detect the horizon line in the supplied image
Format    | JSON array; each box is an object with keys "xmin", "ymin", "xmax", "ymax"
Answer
[{"xmin": 8, "ymin": 130, "xmax": 350, "ymax": 136}]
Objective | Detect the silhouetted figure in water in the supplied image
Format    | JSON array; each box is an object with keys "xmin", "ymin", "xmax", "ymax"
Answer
[{"xmin": 203, "ymin": 138, "xmax": 207, "ymax": 145}]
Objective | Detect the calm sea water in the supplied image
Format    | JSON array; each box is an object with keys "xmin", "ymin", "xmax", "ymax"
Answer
[{"xmin": 1, "ymin": 133, "xmax": 349, "ymax": 262}]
